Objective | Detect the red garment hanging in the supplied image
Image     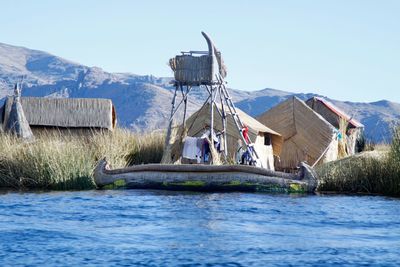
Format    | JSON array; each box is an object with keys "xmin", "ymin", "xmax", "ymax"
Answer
[{"xmin": 242, "ymin": 125, "xmax": 250, "ymax": 143}]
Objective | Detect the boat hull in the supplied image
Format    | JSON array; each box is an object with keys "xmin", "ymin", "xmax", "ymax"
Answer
[{"xmin": 94, "ymin": 159, "xmax": 318, "ymax": 193}]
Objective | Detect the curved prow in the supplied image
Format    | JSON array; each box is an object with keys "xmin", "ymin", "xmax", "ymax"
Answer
[
  {"xmin": 93, "ymin": 157, "xmax": 114, "ymax": 187},
  {"xmin": 201, "ymin": 31, "xmax": 217, "ymax": 79},
  {"xmin": 201, "ymin": 31, "xmax": 227, "ymax": 79},
  {"xmin": 201, "ymin": 31, "xmax": 215, "ymax": 56},
  {"xmin": 298, "ymin": 162, "xmax": 319, "ymax": 192}
]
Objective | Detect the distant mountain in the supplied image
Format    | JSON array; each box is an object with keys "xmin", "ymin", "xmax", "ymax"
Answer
[{"xmin": 0, "ymin": 42, "xmax": 399, "ymax": 142}]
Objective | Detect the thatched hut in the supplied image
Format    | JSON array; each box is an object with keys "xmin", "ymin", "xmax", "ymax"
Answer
[
  {"xmin": 257, "ymin": 96, "xmax": 339, "ymax": 171},
  {"xmin": 169, "ymin": 103, "xmax": 283, "ymax": 170},
  {"xmin": 1, "ymin": 97, "xmax": 117, "ymax": 135},
  {"xmin": 305, "ymin": 97, "xmax": 364, "ymax": 155}
]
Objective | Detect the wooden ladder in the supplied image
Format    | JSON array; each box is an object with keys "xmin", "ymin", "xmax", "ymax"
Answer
[{"xmin": 217, "ymin": 76, "xmax": 261, "ymax": 165}]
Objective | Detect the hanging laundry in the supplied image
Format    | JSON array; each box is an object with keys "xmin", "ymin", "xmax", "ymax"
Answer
[
  {"xmin": 200, "ymin": 128, "xmax": 220, "ymax": 157},
  {"xmin": 183, "ymin": 136, "xmax": 200, "ymax": 160},
  {"xmin": 196, "ymin": 138, "xmax": 203, "ymax": 163},
  {"xmin": 241, "ymin": 150, "xmax": 251, "ymax": 165},
  {"xmin": 242, "ymin": 125, "xmax": 250, "ymax": 143},
  {"xmin": 203, "ymin": 138, "xmax": 211, "ymax": 163},
  {"xmin": 201, "ymin": 129, "xmax": 219, "ymax": 143}
]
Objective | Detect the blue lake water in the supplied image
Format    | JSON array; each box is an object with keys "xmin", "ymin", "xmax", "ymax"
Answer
[{"xmin": 0, "ymin": 190, "xmax": 399, "ymax": 266}]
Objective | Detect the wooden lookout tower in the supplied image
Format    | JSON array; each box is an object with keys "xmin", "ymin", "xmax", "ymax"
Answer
[{"xmin": 163, "ymin": 32, "xmax": 262, "ymax": 166}]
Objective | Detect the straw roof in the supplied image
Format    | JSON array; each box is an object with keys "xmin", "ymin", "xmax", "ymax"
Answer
[
  {"xmin": 306, "ymin": 97, "xmax": 363, "ymax": 129},
  {"xmin": 257, "ymin": 96, "xmax": 337, "ymax": 168},
  {"xmin": 2, "ymin": 97, "xmax": 117, "ymax": 130},
  {"xmin": 184, "ymin": 102, "xmax": 283, "ymax": 156}
]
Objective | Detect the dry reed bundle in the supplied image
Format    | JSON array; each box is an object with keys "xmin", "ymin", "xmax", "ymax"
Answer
[
  {"xmin": 204, "ymin": 136, "xmax": 222, "ymax": 165},
  {"xmin": 338, "ymin": 117, "xmax": 349, "ymax": 158},
  {"xmin": 161, "ymin": 126, "xmax": 175, "ymax": 164},
  {"xmin": 170, "ymin": 127, "xmax": 188, "ymax": 164}
]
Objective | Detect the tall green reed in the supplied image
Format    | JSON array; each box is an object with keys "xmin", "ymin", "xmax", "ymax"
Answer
[{"xmin": 0, "ymin": 129, "xmax": 164, "ymax": 190}]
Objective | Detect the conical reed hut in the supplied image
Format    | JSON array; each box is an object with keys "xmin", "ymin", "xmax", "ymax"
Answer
[
  {"xmin": 3, "ymin": 84, "xmax": 34, "ymax": 140},
  {"xmin": 257, "ymin": 96, "xmax": 339, "ymax": 171}
]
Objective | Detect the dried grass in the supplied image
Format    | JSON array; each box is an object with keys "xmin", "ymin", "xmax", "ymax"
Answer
[
  {"xmin": 0, "ymin": 129, "xmax": 164, "ymax": 190},
  {"xmin": 316, "ymin": 127, "xmax": 400, "ymax": 196}
]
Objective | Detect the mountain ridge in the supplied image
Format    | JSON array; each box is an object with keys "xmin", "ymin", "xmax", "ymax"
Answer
[{"xmin": 0, "ymin": 42, "xmax": 398, "ymax": 142}]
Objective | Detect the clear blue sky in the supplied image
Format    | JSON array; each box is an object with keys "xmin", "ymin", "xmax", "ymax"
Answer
[{"xmin": 1, "ymin": 0, "xmax": 399, "ymax": 102}]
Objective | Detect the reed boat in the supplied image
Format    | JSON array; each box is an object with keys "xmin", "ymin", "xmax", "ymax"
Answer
[{"xmin": 94, "ymin": 159, "xmax": 318, "ymax": 193}]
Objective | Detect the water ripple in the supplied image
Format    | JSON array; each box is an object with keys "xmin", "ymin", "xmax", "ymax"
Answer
[{"xmin": 0, "ymin": 190, "xmax": 399, "ymax": 266}]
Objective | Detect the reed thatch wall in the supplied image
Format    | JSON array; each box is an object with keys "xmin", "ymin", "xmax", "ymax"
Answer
[
  {"xmin": 169, "ymin": 103, "xmax": 283, "ymax": 169},
  {"xmin": 257, "ymin": 96, "xmax": 338, "ymax": 170},
  {"xmin": 306, "ymin": 97, "xmax": 364, "ymax": 155},
  {"xmin": 170, "ymin": 55, "xmax": 214, "ymax": 84},
  {"xmin": 169, "ymin": 44, "xmax": 227, "ymax": 84},
  {"xmin": 1, "ymin": 97, "xmax": 117, "ymax": 132}
]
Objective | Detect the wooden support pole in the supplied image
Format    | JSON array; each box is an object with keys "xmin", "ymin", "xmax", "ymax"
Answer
[
  {"xmin": 182, "ymin": 85, "xmax": 189, "ymax": 129},
  {"xmin": 161, "ymin": 86, "xmax": 179, "ymax": 164},
  {"xmin": 218, "ymin": 84, "xmax": 228, "ymax": 158},
  {"xmin": 210, "ymin": 85, "xmax": 214, "ymax": 155},
  {"xmin": 167, "ymin": 86, "xmax": 178, "ymax": 133},
  {"xmin": 169, "ymin": 85, "xmax": 193, "ymax": 120}
]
